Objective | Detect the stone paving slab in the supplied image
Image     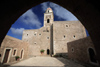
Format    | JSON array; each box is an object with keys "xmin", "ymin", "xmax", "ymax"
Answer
[{"xmin": 9, "ymin": 56, "xmax": 85, "ymax": 67}]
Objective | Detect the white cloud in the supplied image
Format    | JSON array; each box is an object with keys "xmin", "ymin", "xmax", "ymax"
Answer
[
  {"xmin": 20, "ymin": 9, "xmax": 41, "ymax": 28},
  {"xmin": 41, "ymin": 2, "xmax": 78, "ymax": 21},
  {"xmin": 41, "ymin": 2, "xmax": 48, "ymax": 11},
  {"xmin": 10, "ymin": 28, "xmax": 25, "ymax": 36}
]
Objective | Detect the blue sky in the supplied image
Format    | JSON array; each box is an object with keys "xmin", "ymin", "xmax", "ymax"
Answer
[{"xmin": 7, "ymin": 2, "xmax": 89, "ymax": 40}]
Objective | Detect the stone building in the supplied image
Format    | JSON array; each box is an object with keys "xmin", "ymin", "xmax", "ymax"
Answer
[
  {"xmin": 22, "ymin": 8, "xmax": 86, "ymax": 57},
  {"xmin": 67, "ymin": 36, "xmax": 98, "ymax": 65},
  {"xmin": 0, "ymin": 8, "xmax": 90, "ymax": 64},
  {"xmin": 0, "ymin": 35, "xmax": 29, "ymax": 63}
]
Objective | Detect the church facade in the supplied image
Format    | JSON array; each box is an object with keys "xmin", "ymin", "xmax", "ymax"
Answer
[{"xmin": 22, "ymin": 8, "xmax": 86, "ymax": 57}]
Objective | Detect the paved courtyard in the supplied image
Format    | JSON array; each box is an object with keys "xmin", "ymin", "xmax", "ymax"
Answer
[{"xmin": 9, "ymin": 56, "xmax": 85, "ymax": 67}]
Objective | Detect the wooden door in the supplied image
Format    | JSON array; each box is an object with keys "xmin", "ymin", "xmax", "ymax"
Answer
[{"xmin": 3, "ymin": 49, "xmax": 10, "ymax": 63}]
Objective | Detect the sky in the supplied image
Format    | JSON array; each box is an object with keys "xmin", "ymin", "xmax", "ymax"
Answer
[{"xmin": 7, "ymin": 1, "xmax": 89, "ymax": 40}]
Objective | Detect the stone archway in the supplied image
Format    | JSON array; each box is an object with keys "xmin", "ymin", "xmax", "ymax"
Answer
[{"xmin": 0, "ymin": 0, "xmax": 100, "ymax": 64}]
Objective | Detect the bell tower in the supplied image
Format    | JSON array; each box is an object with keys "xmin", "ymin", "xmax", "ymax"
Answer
[{"xmin": 44, "ymin": 7, "xmax": 54, "ymax": 27}]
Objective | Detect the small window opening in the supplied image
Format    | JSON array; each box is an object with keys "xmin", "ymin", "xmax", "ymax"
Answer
[
  {"xmin": 0, "ymin": 54, "xmax": 1, "ymax": 57},
  {"xmin": 66, "ymin": 24, "xmax": 69, "ymax": 27},
  {"xmin": 47, "ymin": 37, "xmax": 49, "ymax": 39},
  {"xmin": 13, "ymin": 50, "xmax": 16, "ymax": 55},
  {"xmin": 72, "ymin": 49, "xmax": 73, "ymax": 51},
  {"xmin": 64, "ymin": 35, "xmax": 66, "ymax": 38},
  {"xmin": 71, "ymin": 48, "xmax": 74, "ymax": 52},
  {"xmin": 66, "ymin": 25, "xmax": 68, "ymax": 27},
  {"xmin": 73, "ymin": 35, "xmax": 75, "ymax": 38},
  {"xmin": 27, "ymin": 34, "xmax": 28, "ymax": 36},
  {"xmin": 39, "ymin": 34, "xmax": 41, "ymax": 35},
  {"xmin": 47, "ymin": 19, "xmax": 50, "ymax": 23}
]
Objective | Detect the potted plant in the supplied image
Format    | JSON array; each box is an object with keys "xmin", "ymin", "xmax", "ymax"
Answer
[
  {"xmin": 15, "ymin": 56, "xmax": 20, "ymax": 61},
  {"xmin": 40, "ymin": 49, "xmax": 45, "ymax": 54}
]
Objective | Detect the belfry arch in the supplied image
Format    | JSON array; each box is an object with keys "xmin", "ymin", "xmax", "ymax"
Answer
[{"xmin": 0, "ymin": 0, "xmax": 100, "ymax": 64}]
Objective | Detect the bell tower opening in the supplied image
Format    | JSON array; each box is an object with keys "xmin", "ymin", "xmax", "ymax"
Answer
[
  {"xmin": 48, "ymin": 10, "xmax": 49, "ymax": 13},
  {"xmin": 47, "ymin": 19, "xmax": 50, "ymax": 23}
]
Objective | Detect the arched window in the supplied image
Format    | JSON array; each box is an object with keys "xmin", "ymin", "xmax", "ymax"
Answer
[
  {"xmin": 47, "ymin": 19, "xmax": 50, "ymax": 23},
  {"xmin": 13, "ymin": 49, "xmax": 16, "ymax": 56},
  {"xmin": 64, "ymin": 35, "xmax": 66, "ymax": 38},
  {"xmin": 88, "ymin": 48, "xmax": 97, "ymax": 63},
  {"xmin": 21, "ymin": 50, "xmax": 23, "ymax": 59}
]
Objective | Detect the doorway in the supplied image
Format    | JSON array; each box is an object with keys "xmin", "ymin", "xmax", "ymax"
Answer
[
  {"xmin": 88, "ymin": 48, "xmax": 97, "ymax": 63},
  {"xmin": 3, "ymin": 49, "xmax": 10, "ymax": 63},
  {"xmin": 47, "ymin": 49, "xmax": 50, "ymax": 55}
]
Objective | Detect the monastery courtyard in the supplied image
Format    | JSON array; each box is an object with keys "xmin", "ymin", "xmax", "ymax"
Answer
[{"xmin": 8, "ymin": 56, "xmax": 85, "ymax": 67}]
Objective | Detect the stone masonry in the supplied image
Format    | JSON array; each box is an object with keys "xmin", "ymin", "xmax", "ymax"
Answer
[
  {"xmin": 0, "ymin": 35, "xmax": 29, "ymax": 63},
  {"xmin": 67, "ymin": 36, "xmax": 98, "ymax": 65}
]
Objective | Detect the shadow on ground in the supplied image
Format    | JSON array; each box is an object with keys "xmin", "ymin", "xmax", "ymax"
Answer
[
  {"xmin": 54, "ymin": 56, "xmax": 100, "ymax": 67},
  {"xmin": 0, "ymin": 62, "xmax": 10, "ymax": 67}
]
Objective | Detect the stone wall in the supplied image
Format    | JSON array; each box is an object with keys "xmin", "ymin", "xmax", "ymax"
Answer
[
  {"xmin": 67, "ymin": 36, "xmax": 98, "ymax": 64},
  {"xmin": 0, "ymin": 35, "xmax": 29, "ymax": 63},
  {"xmin": 22, "ymin": 21, "xmax": 86, "ymax": 57},
  {"xmin": 22, "ymin": 27, "xmax": 51, "ymax": 56},
  {"xmin": 53, "ymin": 21, "xmax": 86, "ymax": 55}
]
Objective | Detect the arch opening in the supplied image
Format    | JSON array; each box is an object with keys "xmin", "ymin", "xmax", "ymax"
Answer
[
  {"xmin": 47, "ymin": 49, "xmax": 50, "ymax": 55},
  {"xmin": 88, "ymin": 48, "xmax": 97, "ymax": 63},
  {"xmin": 47, "ymin": 19, "xmax": 50, "ymax": 23}
]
